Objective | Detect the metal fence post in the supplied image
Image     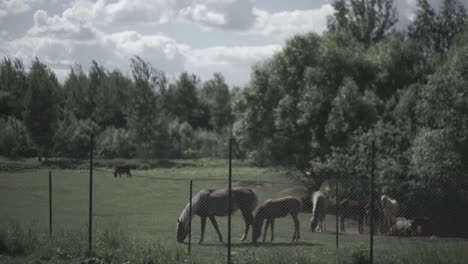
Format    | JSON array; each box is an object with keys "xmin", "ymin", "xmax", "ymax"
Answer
[
  {"xmin": 49, "ymin": 170, "xmax": 52, "ymax": 238},
  {"xmin": 227, "ymin": 138, "xmax": 233, "ymax": 264},
  {"xmin": 369, "ymin": 141, "xmax": 375, "ymax": 264},
  {"xmin": 188, "ymin": 180, "xmax": 193, "ymax": 255},
  {"xmin": 335, "ymin": 179, "xmax": 339, "ymax": 249},
  {"xmin": 89, "ymin": 134, "xmax": 94, "ymax": 253}
]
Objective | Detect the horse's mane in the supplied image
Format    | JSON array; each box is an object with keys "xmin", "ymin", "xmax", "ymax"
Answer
[{"xmin": 178, "ymin": 189, "xmax": 211, "ymax": 229}]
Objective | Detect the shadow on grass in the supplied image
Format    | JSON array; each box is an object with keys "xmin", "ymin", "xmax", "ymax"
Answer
[{"xmin": 188, "ymin": 241, "xmax": 323, "ymax": 248}]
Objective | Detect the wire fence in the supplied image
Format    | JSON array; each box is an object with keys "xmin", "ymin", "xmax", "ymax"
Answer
[{"xmin": 1, "ymin": 136, "xmax": 468, "ymax": 263}]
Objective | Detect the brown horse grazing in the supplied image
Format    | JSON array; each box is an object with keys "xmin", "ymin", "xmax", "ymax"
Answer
[
  {"xmin": 339, "ymin": 199, "xmax": 367, "ymax": 234},
  {"xmin": 114, "ymin": 166, "xmax": 132, "ymax": 178},
  {"xmin": 252, "ymin": 196, "xmax": 302, "ymax": 243},
  {"xmin": 310, "ymin": 191, "xmax": 327, "ymax": 232},
  {"xmin": 176, "ymin": 187, "xmax": 258, "ymax": 244}
]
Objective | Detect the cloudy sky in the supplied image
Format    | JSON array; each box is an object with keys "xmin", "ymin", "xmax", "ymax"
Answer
[{"xmin": 0, "ymin": 0, "xmax": 465, "ymax": 87}]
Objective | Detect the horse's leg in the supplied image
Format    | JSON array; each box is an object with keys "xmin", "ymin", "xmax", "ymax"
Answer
[
  {"xmin": 240, "ymin": 209, "xmax": 254, "ymax": 241},
  {"xmin": 263, "ymin": 219, "xmax": 271, "ymax": 242},
  {"xmin": 323, "ymin": 214, "xmax": 327, "ymax": 232},
  {"xmin": 292, "ymin": 214, "xmax": 300, "ymax": 242},
  {"xmin": 199, "ymin": 216, "xmax": 207, "ymax": 244},
  {"xmin": 270, "ymin": 219, "xmax": 275, "ymax": 242},
  {"xmin": 310, "ymin": 214, "xmax": 315, "ymax": 232},
  {"xmin": 209, "ymin": 216, "xmax": 224, "ymax": 242}
]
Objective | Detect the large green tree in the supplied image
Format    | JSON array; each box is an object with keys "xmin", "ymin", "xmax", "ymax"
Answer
[
  {"xmin": 199, "ymin": 73, "xmax": 233, "ymax": 134},
  {"xmin": 408, "ymin": 0, "xmax": 467, "ymax": 57},
  {"xmin": 23, "ymin": 58, "xmax": 62, "ymax": 161},
  {"xmin": 328, "ymin": 0, "xmax": 398, "ymax": 46}
]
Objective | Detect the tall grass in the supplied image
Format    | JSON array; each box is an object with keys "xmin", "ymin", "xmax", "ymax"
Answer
[
  {"xmin": 1, "ymin": 224, "xmax": 467, "ymax": 264},
  {"xmin": 0, "ymin": 224, "xmax": 38, "ymax": 256}
]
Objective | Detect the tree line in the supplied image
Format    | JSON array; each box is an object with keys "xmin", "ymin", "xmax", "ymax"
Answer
[
  {"xmin": 1, "ymin": 0, "xmax": 468, "ymax": 236},
  {"xmin": 0, "ymin": 56, "xmax": 236, "ymax": 160}
]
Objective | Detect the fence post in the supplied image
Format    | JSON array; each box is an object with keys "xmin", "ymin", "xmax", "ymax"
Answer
[
  {"xmin": 227, "ymin": 138, "xmax": 233, "ymax": 264},
  {"xmin": 369, "ymin": 141, "xmax": 375, "ymax": 264},
  {"xmin": 188, "ymin": 180, "xmax": 193, "ymax": 255},
  {"xmin": 335, "ymin": 179, "xmax": 339, "ymax": 249},
  {"xmin": 88, "ymin": 134, "xmax": 94, "ymax": 253},
  {"xmin": 49, "ymin": 170, "xmax": 52, "ymax": 238}
]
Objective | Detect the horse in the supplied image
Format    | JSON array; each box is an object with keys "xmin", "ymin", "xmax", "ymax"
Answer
[
  {"xmin": 114, "ymin": 166, "xmax": 132, "ymax": 178},
  {"xmin": 252, "ymin": 196, "xmax": 302, "ymax": 243},
  {"xmin": 338, "ymin": 199, "xmax": 367, "ymax": 234},
  {"xmin": 310, "ymin": 191, "xmax": 327, "ymax": 232},
  {"xmin": 381, "ymin": 195, "xmax": 399, "ymax": 235},
  {"xmin": 176, "ymin": 187, "xmax": 258, "ymax": 244}
]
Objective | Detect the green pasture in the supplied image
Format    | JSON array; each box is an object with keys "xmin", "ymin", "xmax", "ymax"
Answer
[{"xmin": 1, "ymin": 158, "xmax": 468, "ymax": 263}]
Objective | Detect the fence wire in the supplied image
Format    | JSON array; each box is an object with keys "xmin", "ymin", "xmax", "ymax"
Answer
[{"xmin": 1, "ymin": 137, "xmax": 468, "ymax": 264}]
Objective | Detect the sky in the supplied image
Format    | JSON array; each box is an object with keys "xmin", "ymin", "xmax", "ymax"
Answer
[{"xmin": 0, "ymin": 0, "xmax": 466, "ymax": 87}]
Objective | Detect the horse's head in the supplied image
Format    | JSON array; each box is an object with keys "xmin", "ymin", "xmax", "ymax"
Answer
[
  {"xmin": 251, "ymin": 209, "xmax": 265, "ymax": 243},
  {"xmin": 176, "ymin": 218, "xmax": 187, "ymax": 243}
]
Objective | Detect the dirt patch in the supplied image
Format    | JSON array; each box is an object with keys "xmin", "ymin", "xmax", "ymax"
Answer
[{"xmin": 234, "ymin": 180, "xmax": 272, "ymax": 188}]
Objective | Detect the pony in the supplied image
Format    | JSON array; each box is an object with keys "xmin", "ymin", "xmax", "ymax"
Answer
[
  {"xmin": 338, "ymin": 199, "xmax": 367, "ymax": 234},
  {"xmin": 176, "ymin": 187, "xmax": 258, "ymax": 244},
  {"xmin": 381, "ymin": 195, "xmax": 399, "ymax": 235},
  {"xmin": 114, "ymin": 166, "xmax": 132, "ymax": 178},
  {"xmin": 310, "ymin": 191, "xmax": 327, "ymax": 232},
  {"xmin": 252, "ymin": 196, "xmax": 302, "ymax": 243}
]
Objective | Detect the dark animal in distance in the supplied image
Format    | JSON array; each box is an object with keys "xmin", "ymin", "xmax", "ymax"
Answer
[
  {"xmin": 339, "ymin": 199, "xmax": 367, "ymax": 234},
  {"xmin": 114, "ymin": 166, "xmax": 132, "ymax": 178},
  {"xmin": 252, "ymin": 196, "xmax": 302, "ymax": 243},
  {"xmin": 176, "ymin": 187, "xmax": 258, "ymax": 244}
]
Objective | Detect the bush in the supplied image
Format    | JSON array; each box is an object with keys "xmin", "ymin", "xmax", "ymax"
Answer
[
  {"xmin": 0, "ymin": 117, "xmax": 32, "ymax": 158},
  {"xmin": 96, "ymin": 127, "xmax": 137, "ymax": 158},
  {"xmin": 54, "ymin": 114, "xmax": 99, "ymax": 159}
]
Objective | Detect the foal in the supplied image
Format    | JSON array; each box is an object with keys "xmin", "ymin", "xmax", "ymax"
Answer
[{"xmin": 252, "ymin": 196, "xmax": 302, "ymax": 243}]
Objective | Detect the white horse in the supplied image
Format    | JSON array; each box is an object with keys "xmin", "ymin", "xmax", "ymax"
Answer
[
  {"xmin": 381, "ymin": 195, "xmax": 399, "ymax": 235},
  {"xmin": 310, "ymin": 191, "xmax": 327, "ymax": 232}
]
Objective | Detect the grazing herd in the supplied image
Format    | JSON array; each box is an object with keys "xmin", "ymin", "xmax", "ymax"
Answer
[{"xmin": 177, "ymin": 187, "xmax": 433, "ymax": 244}]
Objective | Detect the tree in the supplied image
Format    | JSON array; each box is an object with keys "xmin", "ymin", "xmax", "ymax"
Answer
[
  {"xmin": 408, "ymin": 0, "xmax": 467, "ymax": 57},
  {"xmin": 166, "ymin": 72, "xmax": 209, "ymax": 129},
  {"xmin": 328, "ymin": 0, "xmax": 398, "ymax": 46},
  {"xmin": 127, "ymin": 56, "xmax": 167, "ymax": 150},
  {"xmin": 94, "ymin": 70, "xmax": 133, "ymax": 128},
  {"xmin": 23, "ymin": 58, "xmax": 62, "ymax": 161},
  {"xmin": 200, "ymin": 73, "xmax": 233, "ymax": 134},
  {"xmin": 0, "ymin": 58, "xmax": 27, "ymax": 119},
  {"xmin": 407, "ymin": 0, "xmax": 438, "ymax": 57},
  {"xmin": 63, "ymin": 65, "xmax": 92, "ymax": 120}
]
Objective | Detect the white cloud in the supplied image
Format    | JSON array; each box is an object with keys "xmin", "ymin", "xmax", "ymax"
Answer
[
  {"xmin": 60, "ymin": 0, "xmax": 256, "ymax": 30},
  {"xmin": 179, "ymin": 4, "xmax": 226, "ymax": 28},
  {"xmin": 394, "ymin": 0, "xmax": 418, "ymax": 27},
  {"xmin": 0, "ymin": 0, "xmax": 47, "ymax": 17},
  {"xmin": 28, "ymin": 9, "xmax": 97, "ymax": 40},
  {"xmin": 250, "ymin": 4, "xmax": 334, "ymax": 39}
]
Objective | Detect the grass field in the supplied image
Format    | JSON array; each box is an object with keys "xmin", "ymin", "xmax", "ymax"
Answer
[{"xmin": 1, "ymin": 158, "xmax": 468, "ymax": 263}]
